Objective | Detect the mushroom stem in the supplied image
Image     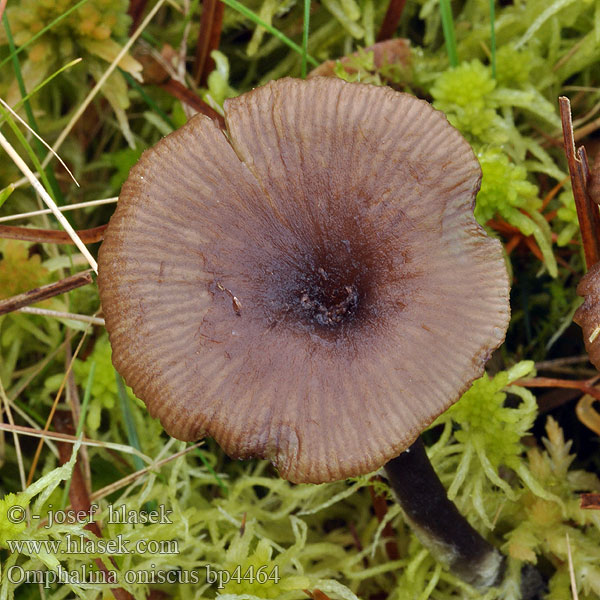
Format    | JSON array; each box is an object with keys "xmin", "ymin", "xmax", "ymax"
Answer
[{"xmin": 384, "ymin": 437, "xmax": 505, "ymax": 590}]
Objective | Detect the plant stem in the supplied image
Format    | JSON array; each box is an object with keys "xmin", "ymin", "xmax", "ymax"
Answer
[
  {"xmin": 385, "ymin": 438, "xmax": 547, "ymax": 596},
  {"xmin": 489, "ymin": 0, "xmax": 496, "ymax": 78},
  {"xmin": 384, "ymin": 437, "xmax": 505, "ymax": 589},
  {"xmin": 376, "ymin": 0, "xmax": 407, "ymax": 42},
  {"xmin": 301, "ymin": 0, "xmax": 311, "ymax": 78},
  {"xmin": 193, "ymin": 0, "xmax": 225, "ymax": 85},
  {"xmin": 559, "ymin": 96, "xmax": 600, "ymax": 268},
  {"xmin": 0, "ymin": 271, "xmax": 93, "ymax": 316}
]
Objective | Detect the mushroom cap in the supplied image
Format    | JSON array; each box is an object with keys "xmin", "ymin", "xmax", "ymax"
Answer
[
  {"xmin": 98, "ymin": 77, "xmax": 510, "ymax": 484},
  {"xmin": 574, "ymin": 261, "xmax": 600, "ymax": 370}
]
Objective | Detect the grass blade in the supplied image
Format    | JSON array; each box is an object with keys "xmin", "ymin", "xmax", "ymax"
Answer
[
  {"xmin": 115, "ymin": 371, "xmax": 145, "ymax": 473},
  {"xmin": 439, "ymin": 0, "xmax": 458, "ymax": 67},
  {"xmin": 121, "ymin": 68, "xmax": 176, "ymax": 130},
  {"xmin": 192, "ymin": 446, "xmax": 229, "ymax": 496},
  {"xmin": 490, "ymin": 0, "xmax": 496, "ymax": 78},
  {"xmin": 0, "ymin": 102, "xmax": 58, "ymax": 204},
  {"xmin": 302, "ymin": 0, "xmax": 311, "ymax": 78},
  {"xmin": 221, "ymin": 0, "xmax": 319, "ymax": 68},
  {"xmin": 6, "ymin": 58, "xmax": 83, "ymax": 118},
  {"xmin": 2, "ymin": 13, "xmax": 63, "ymax": 202},
  {"xmin": 0, "ymin": 183, "xmax": 13, "ymax": 208}
]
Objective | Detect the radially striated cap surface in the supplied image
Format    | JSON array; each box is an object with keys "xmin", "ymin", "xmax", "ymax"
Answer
[{"xmin": 98, "ymin": 77, "xmax": 510, "ymax": 483}]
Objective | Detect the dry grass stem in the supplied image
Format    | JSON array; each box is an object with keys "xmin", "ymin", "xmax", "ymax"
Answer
[
  {"xmin": 534, "ymin": 355, "xmax": 591, "ymax": 370},
  {"xmin": 0, "ymin": 130, "xmax": 98, "ymax": 271},
  {"xmin": 54, "ymin": 412, "xmax": 134, "ymax": 600},
  {"xmin": 0, "ymin": 196, "xmax": 118, "ymax": 223},
  {"xmin": 8, "ymin": 342, "xmax": 66, "ymax": 402},
  {"xmin": 0, "ymin": 379, "xmax": 27, "ymax": 491},
  {"xmin": 17, "ymin": 306, "xmax": 105, "ymax": 326},
  {"xmin": 0, "ymin": 422, "xmax": 153, "ymax": 462},
  {"xmin": 566, "ymin": 533, "xmax": 579, "ymax": 600},
  {"xmin": 0, "ymin": 97, "xmax": 80, "ymax": 186},
  {"xmin": 559, "ymin": 96, "xmax": 600, "ymax": 268},
  {"xmin": 575, "ymin": 395, "xmax": 600, "ymax": 435},
  {"xmin": 90, "ymin": 442, "xmax": 203, "ymax": 502},
  {"xmin": 0, "ymin": 223, "xmax": 106, "ymax": 244}
]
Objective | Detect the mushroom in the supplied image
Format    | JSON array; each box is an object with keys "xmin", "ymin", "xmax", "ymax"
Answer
[
  {"xmin": 307, "ymin": 38, "xmax": 411, "ymax": 80},
  {"xmin": 98, "ymin": 77, "xmax": 510, "ymax": 589},
  {"xmin": 574, "ymin": 261, "xmax": 600, "ymax": 369}
]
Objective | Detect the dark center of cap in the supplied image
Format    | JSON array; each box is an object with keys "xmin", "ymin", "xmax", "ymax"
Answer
[
  {"xmin": 299, "ymin": 265, "xmax": 360, "ymax": 327},
  {"xmin": 252, "ymin": 218, "xmax": 407, "ymax": 340},
  {"xmin": 283, "ymin": 237, "xmax": 368, "ymax": 333}
]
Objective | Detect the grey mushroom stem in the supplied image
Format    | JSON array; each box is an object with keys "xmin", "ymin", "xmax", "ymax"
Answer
[{"xmin": 384, "ymin": 438, "xmax": 545, "ymax": 596}]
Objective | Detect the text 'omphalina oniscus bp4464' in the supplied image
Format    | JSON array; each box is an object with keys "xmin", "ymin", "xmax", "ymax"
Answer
[{"xmin": 98, "ymin": 77, "xmax": 510, "ymax": 484}]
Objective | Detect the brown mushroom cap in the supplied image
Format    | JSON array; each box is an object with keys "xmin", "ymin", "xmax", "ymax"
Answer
[
  {"xmin": 574, "ymin": 261, "xmax": 600, "ymax": 370},
  {"xmin": 98, "ymin": 77, "xmax": 510, "ymax": 484}
]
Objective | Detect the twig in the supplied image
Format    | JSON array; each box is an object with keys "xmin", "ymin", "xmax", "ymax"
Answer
[
  {"xmin": 376, "ymin": 0, "xmax": 407, "ymax": 42},
  {"xmin": 128, "ymin": 0, "xmax": 148, "ymax": 33},
  {"xmin": 0, "ymin": 223, "xmax": 106, "ymax": 244},
  {"xmin": 0, "ymin": 422, "xmax": 152, "ymax": 461},
  {"xmin": 559, "ymin": 96, "xmax": 600, "ymax": 268},
  {"xmin": 161, "ymin": 79, "xmax": 226, "ymax": 128},
  {"xmin": 0, "ymin": 270, "xmax": 93, "ymax": 316},
  {"xmin": 515, "ymin": 376, "xmax": 600, "ymax": 401},
  {"xmin": 580, "ymin": 493, "xmax": 600, "ymax": 509},
  {"xmin": 588, "ymin": 147, "xmax": 600, "ymax": 205},
  {"xmin": 138, "ymin": 50, "xmax": 226, "ymax": 127},
  {"xmin": 193, "ymin": 0, "xmax": 225, "ymax": 85}
]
